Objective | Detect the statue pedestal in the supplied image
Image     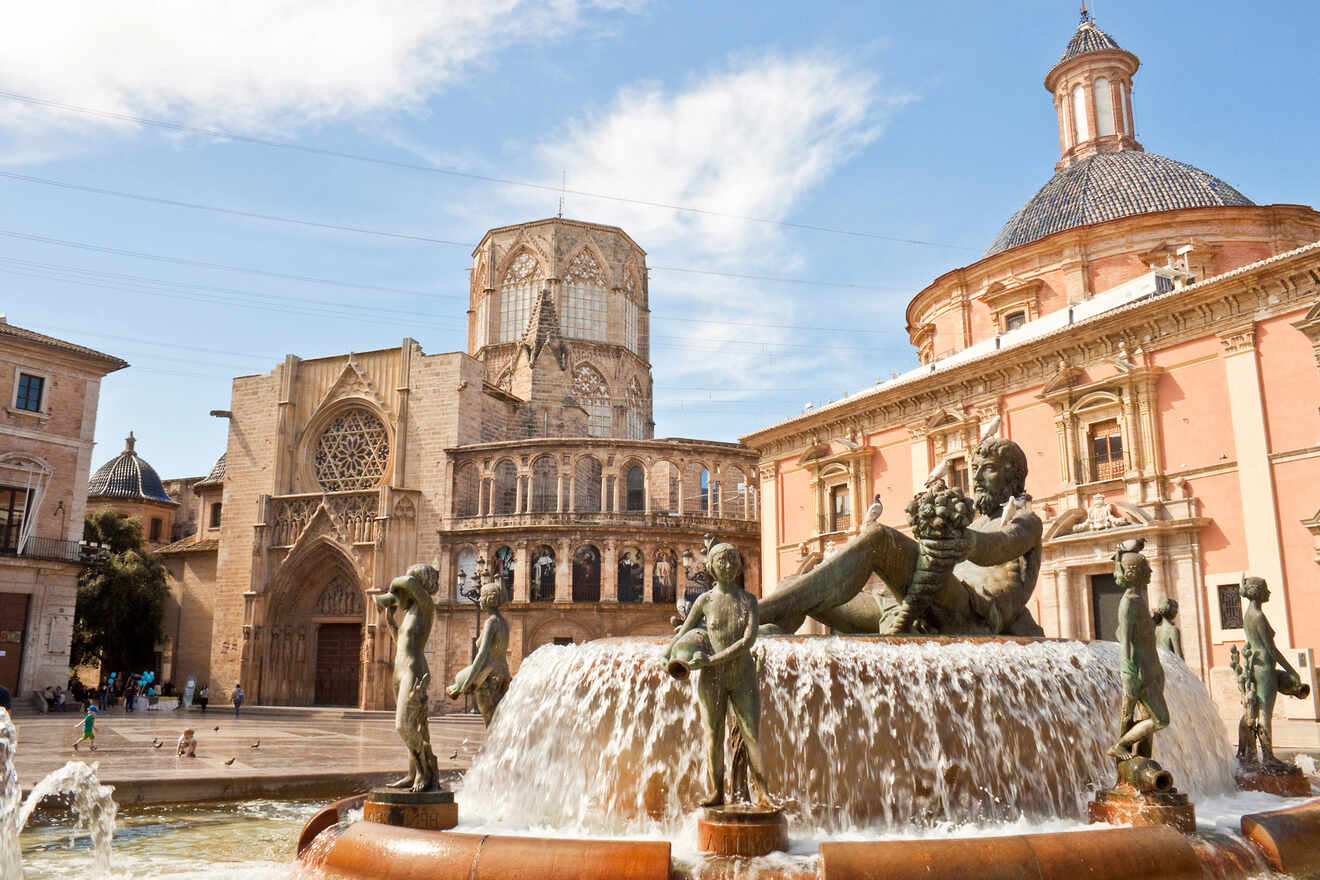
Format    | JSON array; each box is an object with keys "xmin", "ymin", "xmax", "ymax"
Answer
[
  {"xmin": 1088, "ymin": 785, "xmax": 1195, "ymax": 834},
  {"xmin": 1235, "ymin": 762, "xmax": 1313, "ymax": 797},
  {"xmin": 363, "ymin": 788, "xmax": 458, "ymax": 831},
  {"xmin": 697, "ymin": 804, "xmax": 788, "ymax": 857}
]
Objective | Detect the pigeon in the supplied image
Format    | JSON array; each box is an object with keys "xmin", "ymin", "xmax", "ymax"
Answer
[
  {"xmin": 448, "ymin": 750, "xmax": 459, "ymax": 760},
  {"xmin": 979, "ymin": 415, "xmax": 1002, "ymax": 441},
  {"xmin": 151, "ymin": 738, "xmax": 162, "ymax": 749},
  {"xmin": 213, "ymin": 726, "xmax": 221, "ymax": 732},
  {"xmin": 224, "ymin": 757, "xmax": 236, "ymax": 766},
  {"xmin": 924, "ymin": 458, "xmax": 951, "ymax": 489},
  {"xmin": 863, "ymin": 495, "xmax": 884, "ymax": 525},
  {"xmin": 249, "ymin": 740, "xmax": 260, "ymax": 750}
]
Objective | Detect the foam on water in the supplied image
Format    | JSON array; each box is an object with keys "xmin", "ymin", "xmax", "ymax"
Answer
[{"xmin": 461, "ymin": 637, "xmax": 1235, "ymax": 836}]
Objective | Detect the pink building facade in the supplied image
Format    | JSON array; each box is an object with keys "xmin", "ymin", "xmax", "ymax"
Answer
[{"xmin": 742, "ymin": 13, "xmax": 1320, "ymax": 724}]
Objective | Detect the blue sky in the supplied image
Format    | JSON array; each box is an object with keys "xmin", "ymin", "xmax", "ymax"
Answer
[{"xmin": 1, "ymin": 0, "xmax": 1315, "ymax": 478}]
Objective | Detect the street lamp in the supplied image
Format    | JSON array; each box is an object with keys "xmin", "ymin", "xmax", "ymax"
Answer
[{"xmin": 456, "ymin": 558, "xmax": 486, "ymax": 716}]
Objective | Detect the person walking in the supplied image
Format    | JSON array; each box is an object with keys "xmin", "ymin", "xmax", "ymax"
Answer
[
  {"xmin": 72, "ymin": 706, "xmax": 98, "ymax": 752},
  {"xmin": 197, "ymin": 684, "xmax": 209, "ymax": 715},
  {"xmin": 231, "ymin": 683, "xmax": 244, "ymax": 718}
]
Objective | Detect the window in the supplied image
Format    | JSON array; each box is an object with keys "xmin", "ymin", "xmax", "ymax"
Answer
[
  {"xmin": 531, "ymin": 457, "xmax": 558, "ymax": 513},
  {"xmin": 1004, "ymin": 311, "xmax": 1027, "ymax": 332},
  {"xmin": 209, "ymin": 503, "xmax": 222, "ymax": 528},
  {"xmin": 15, "ymin": 373, "xmax": 44, "ymax": 412},
  {"xmin": 1218, "ymin": 584, "xmax": 1244, "ymax": 630},
  {"xmin": 1089, "ymin": 419, "xmax": 1124, "ymax": 481},
  {"xmin": 1093, "ymin": 77, "xmax": 1116, "ymax": 137},
  {"xmin": 0, "ymin": 487, "xmax": 29, "ymax": 552},
  {"xmin": 626, "ymin": 378, "xmax": 645, "ymax": 440},
  {"xmin": 1071, "ymin": 83, "xmax": 1089, "ymax": 143},
  {"xmin": 572, "ymin": 364, "xmax": 612, "ymax": 437},
  {"xmin": 830, "ymin": 485, "xmax": 851, "ymax": 532},
  {"xmin": 313, "ymin": 408, "xmax": 390, "ymax": 492},
  {"xmin": 949, "ymin": 457, "xmax": 970, "ymax": 495},
  {"xmin": 562, "ymin": 251, "xmax": 609, "ymax": 342},
  {"xmin": 574, "ymin": 457, "xmax": 602, "ymax": 512},
  {"xmin": 623, "ymin": 298, "xmax": 639, "ymax": 355},
  {"xmin": 493, "ymin": 460, "xmax": 518, "ymax": 515},
  {"xmin": 1091, "ymin": 572, "xmax": 1124, "ymax": 641},
  {"xmin": 453, "ymin": 464, "xmax": 479, "ymax": 517},
  {"xmin": 625, "ymin": 466, "xmax": 645, "ymax": 512},
  {"xmin": 498, "ymin": 252, "xmax": 542, "ymax": 342},
  {"xmin": 553, "ymin": 637, "xmax": 574, "ymax": 646},
  {"xmin": 149, "ymin": 518, "xmax": 163, "ymax": 542}
]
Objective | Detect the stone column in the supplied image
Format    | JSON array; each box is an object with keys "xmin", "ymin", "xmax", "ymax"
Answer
[
  {"xmin": 513, "ymin": 542, "xmax": 529, "ymax": 603},
  {"xmin": 568, "ymin": 474, "xmax": 576, "ymax": 513},
  {"xmin": 600, "ymin": 473, "xmax": 609, "ymax": 513},
  {"xmin": 643, "ymin": 546, "xmax": 655, "ymax": 603},
  {"xmin": 643, "ymin": 469, "xmax": 652, "ymax": 515},
  {"xmin": 1058, "ymin": 568, "xmax": 1077, "ymax": 640},
  {"xmin": 515, "ymin": 473, "xmax": 525, "ymax": 514},
  {"xmin": 556, "ymin": 474, "xmax": 565, "ymax": 513},
  {"xmin": 555, "ymin": 539, "xmax": 572, "ymax": 603},
  {"xmin": 612, "ymin": 475, "xmax": 621, "ymax": 514},
  {"xmin": 716, "ymin": 479, "xmax": 725, "ymax": 518},
  {"xmin": 601, "ymin": 541, "xmax": 618, "ymax": 603}
]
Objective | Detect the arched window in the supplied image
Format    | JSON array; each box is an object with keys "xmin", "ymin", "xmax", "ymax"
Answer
[
  {"xmin": 652, "ymin": 547, "xmax": 677, "ymax": 605},
  {"xmin": 454, "ymin": 462, "xmax": 479, "ymax": 517},
  {"xmin": 618, "ymin": 547, "xmax": 643, "ymax": 603},
  {"xmin": 493, "ymin": 460, "xmax": 518, "ymax": 514},
  {"xmin": 1004, "ymin": 310, "xmax": 1027, "ymax": 332},
  {"xmin": 624, "ymin": 465, "xmax": 645, "ymax": 512},
  {"xmin": 530, "ymin": 545, "xmax": 556, "ymax": 601},
  {"xmin": 683, "ymin": 462, "xmax": 709, "ymax": 514},
  {"xmin": 573, "ymin": 363, "xmax": 612, "ymax": 437},
  {"xmin": 572, "ymin": 545, "xmax": 601, "ymax": 602},
  {"xmin": 626, "ymin": 377, "xmax": 645, "ymax": 440},
  {"xmin": 314, "ymin": 407, "xmax": 390, "ymax": 492},
  {"xmin": 623, "ymin": 265, "xmax": 641, "ymax": 355},
  {"xmin": 498, "ymin": 251, "xmax": 543, "ymax": 342},
  {"xmin": 531, "ymin": 456, "xmax": 558, "ymax": 513},
  {"xmin": 1071, "ymin": 83, "xmax": 1089, "ymax": 143},
  {"xmin": 472, "ymin": 257, "xmax": 488, "ymax": 350},
  {"xmin": 574, "ymin": 457, "xmax": 602, "ymax": 512},
  {"xmin": 1093, "ymin": 77, "xmax": 1115, "ymax": 137},
  {"xmin": 725, "ymin": 466, "xmax": 748, "ymax": 519},
  {"xmin": 562, "ymin": 250, "xmax": 608, "ymax": 342}
]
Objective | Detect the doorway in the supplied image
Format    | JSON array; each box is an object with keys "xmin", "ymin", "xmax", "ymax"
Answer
[
  {"xmin": 1090, "ymin": 573, "xmax": 1124, "ymax": 641},
  {"xmin": 314, "ymin": 623, "xmax": 361, "ymax": 706},
  {"xmin": 0, "ymin": 594, "xmax": 27, "ymax": 693}
]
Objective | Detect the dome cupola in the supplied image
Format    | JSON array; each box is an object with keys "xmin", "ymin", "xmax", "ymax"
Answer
[{"xmin": 87, "ymin": 432, "xmax": 176, "ymax": 505}]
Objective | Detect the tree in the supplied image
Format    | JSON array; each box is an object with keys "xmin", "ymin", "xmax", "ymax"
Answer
[{"xmin": 71, "ymin": 511, "xmax": 168, "ymax": 673}]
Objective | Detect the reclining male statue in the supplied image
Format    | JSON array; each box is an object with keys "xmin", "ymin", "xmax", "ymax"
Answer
[{"xmin": 758, "ymin": 436, "xmax": 1044, "ymax": 636}]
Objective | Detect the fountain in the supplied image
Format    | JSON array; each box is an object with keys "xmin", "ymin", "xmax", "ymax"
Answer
[
  {"xmin": 297, "ymin": 436, "xmax": 1320, "ymax": 879},
  {"xmin": 0, "ymin": 708, "xmax": 118, "ymax": 877}
]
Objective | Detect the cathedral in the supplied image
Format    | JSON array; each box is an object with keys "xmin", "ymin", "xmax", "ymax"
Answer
[
  {"xmin": 149, "ymin": 217, "xmax": 759, "ymax": 709},
  {"xmin": 746, "ymin": 11, "xmax": 1320, "ymax": 724}
]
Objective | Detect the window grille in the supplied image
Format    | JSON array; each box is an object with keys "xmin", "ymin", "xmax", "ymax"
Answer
[
  {"xmin": 314, "ymin": 408, "xmax": 390, "ymax": 492},
  {"xmin": 1218, "ymin": 584, "xmax": 1243, "ymax": 630},
  {"xmin": 563, "ymin": 251, "xmax": 608, "ymax": 342},
  {"xmin": 949, "ymin": 457, "xmax": 970, "ymax": 495},
  {"xmin": 498, "ymin": 252, "xmax": 542, "ymax": 342},
  {"xmin": 1090, "ymin": 419, "xmax": 1124, "ymax": 481},
  {"xmin": 830, "ymin": 485, "xmax": 851, "ymax": 532}
]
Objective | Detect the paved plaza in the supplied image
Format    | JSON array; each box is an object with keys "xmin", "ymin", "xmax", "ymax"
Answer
[{"xmin": 11, "ymin": 708, "xmax": 486, "ymax": 803}]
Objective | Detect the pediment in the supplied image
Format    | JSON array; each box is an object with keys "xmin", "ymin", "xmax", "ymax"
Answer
[{"xmin": 311, "ymin": 356, "xmax": 391, "ymax": 422}]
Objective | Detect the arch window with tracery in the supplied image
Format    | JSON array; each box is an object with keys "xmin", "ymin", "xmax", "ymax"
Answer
[
  {"xmin": 314, "ymin": 408, "xmax": 390, "ymax": 492},
  {"xmin": 498, "ymin": 252, "xmax": 543, "ymax": 342},
  {"xmin": 562, "ymin": 250, "xmax": 608, "ymax": 342},
  {"xmin": 625, "ymin": 377, "xmax": 645, "ymax": 440},
  {"xmin": 622, "ymin": 267, "xmax": 640, "ymax": 355},
  {"xmin": 573, "ymin": 363, "xmax": 612, "ymax": 437}
]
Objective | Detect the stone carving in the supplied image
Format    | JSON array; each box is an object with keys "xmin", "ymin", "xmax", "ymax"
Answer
[
  {"xmin": 664, "ymin": 543, "xmax": 770, "ymax": 807},
  {"xmin": 328, "ymin": 492, "xmax": 377, "ymax": 544},
  {"xmin": 446, "ymin": 576, "xmax": 511, "ymax": 726},
  {"xmin": 758, "ymin": 437, "xmax": 1043, "ymax": 637},
  {"xmin": 271, "ymin": 497, "xmax": 319, "ymax": 547},
  {"xmin": 374, "ymin": 563, "xmax": 441, "ymax": 792},
  {"xmin": 1074, "ymin": 493, "xmax": 1126, "ymax": 532},
  {"xmin": 314, "ymin": 408, "xmax": 390, "ymax": 492},
  {"xmin": 1232, "ymin": 576, "xmax": 1311, "ymax": 770},
  {"xmin": 316, "ymin": 578, "xmax": 364, "ymax": 617},
  {"xmin": 1105, "ymin": 538, "xmax": 1169, "ymax": 762},
  {"xmin": 1151, "ymin": 598, "xmax": 1183, "ymax": 659}
]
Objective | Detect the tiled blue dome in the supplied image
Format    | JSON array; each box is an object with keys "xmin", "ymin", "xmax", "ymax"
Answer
[
  {"xmin": 985, "ymin": 151, "xmax": 1254, "ymax": 257},
  {"xmin": 88, "ymin": 433, "xmax": 175, "ymax": 504}
]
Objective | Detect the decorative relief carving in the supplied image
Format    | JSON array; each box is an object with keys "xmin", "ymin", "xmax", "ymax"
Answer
[
  {"xmin": 564, "ymin": 249, "xmax": 607, "ymax": 287},
  {"xmin": 328, "ymin": 492, "xmax": 377, "ymax": 544},
  {"xmin": 271, "ymin": 497, "xmax": 319, "ymax": 547},
  {"xmin": 1217, "ymin": 324, "xmax": 1256, "ymax": 356},
  {"xmin": 316, "ymin": 577, "xmax": 364, "ymax": 617},
  {"xmin": 314, "ymin": 408, "xmax": 390, "ymax": 492}
]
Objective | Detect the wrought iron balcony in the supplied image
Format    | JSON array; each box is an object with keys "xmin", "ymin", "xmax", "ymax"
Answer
[{"xmin": 0, "ymin": 537, "xmax": 92, "ymax": 564}]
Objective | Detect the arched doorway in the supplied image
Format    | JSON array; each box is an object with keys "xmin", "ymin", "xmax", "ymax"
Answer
[
  {"xmin": 572, "ymin": 545, "xmax": 600, "ymax": 602},
  {"xmin": 618, "ymin": 547, "xmax": 643, "ymax": 602}
]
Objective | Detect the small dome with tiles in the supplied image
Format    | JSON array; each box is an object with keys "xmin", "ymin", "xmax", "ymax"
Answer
[{"xmin": 88, "ymin": 432, "xmax": 176, "ymax": 505}]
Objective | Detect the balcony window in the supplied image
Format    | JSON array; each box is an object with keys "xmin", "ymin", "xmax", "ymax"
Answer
[
  {"xmin": 0, "ymin": 487, "xmax": 29, "ymax": 553},
  {"xmin": 625, "ymin": 466, "xmax": 645, "ymax": 512},
  {"xmin": 1090, "ymin": 419, "xmax": 1124, "ymax": 481},
  {"xmin": 15, "ymin": 373, "xmax": 44, "ymax": 412},
  {"xmin": 210, "ymin": 502, "xmax": 222, "ymax": 528},
  {"xmin": 830, "ymin": 485, "xmax": 851, "ymax": 532},
  {"xmin": 949, "ymin": 457, "xmax": 969, "ymax": 495}
]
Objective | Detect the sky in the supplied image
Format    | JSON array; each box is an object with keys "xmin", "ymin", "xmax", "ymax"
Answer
[{"xmin": 1, "ymin": 0, "xmax": 1316, "ymax": 479}]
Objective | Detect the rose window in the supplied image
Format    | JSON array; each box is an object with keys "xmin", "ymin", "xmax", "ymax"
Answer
[{"xmin": 314, "ymin": 408, "xmax": 390, "ymax": 491}]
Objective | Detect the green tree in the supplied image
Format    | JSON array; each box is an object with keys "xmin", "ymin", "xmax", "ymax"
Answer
[{"xmin": 71, "ymin": 511, "xmax": 168, "ymax": 673}]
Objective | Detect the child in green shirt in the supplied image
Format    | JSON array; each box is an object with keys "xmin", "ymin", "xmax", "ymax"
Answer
[{"xmin": 72, "ymin": 706, "xmax": 98, "ymax": 752}]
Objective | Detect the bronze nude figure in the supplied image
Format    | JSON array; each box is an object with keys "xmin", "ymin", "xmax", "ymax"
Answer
[
  {"xmin": 1105, "ymin": 539, "xmax": 1169, "ymax": 762},
  {"xmin": 1234, "ymin": 576, "xmax": 1311, "ymax": 769},
  {"xmin": 446, "ymin": 576, "xmax": 511, "ymax": 726},
  {"xmin": 375, "ymin": 563, "xmax": 442, "ymax": 792}
]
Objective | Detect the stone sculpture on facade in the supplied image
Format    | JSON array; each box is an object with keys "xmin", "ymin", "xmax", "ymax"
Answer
[
  {"xmin": 1151, "ymin": 598, "xmax": 1183, "ymax": 659},
  {"xmin": 757, "ymin": 436, "xmax": 1043, "ymax": 636},
  {"xmin": 446, "ymin": 575, "xmax": 511, "ymax": 726},
  {"xmin": 664, "ymin": 543, "xmax": 770, "ymax": 808},
  {"xmin": 374, "ymin": 563, "xmax": 442, "ymax": 792},
  {"xmin": 1232, "ymin": 576, "xmax": 1311, "ymax": 774},
  {"xmin": 1074, "ymin": 493, "xmax": 1126, "ymax": 532}
]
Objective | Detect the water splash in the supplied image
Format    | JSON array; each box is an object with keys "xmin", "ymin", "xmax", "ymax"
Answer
[
  {"xmin": 461, "ymin": 637, "xmax": 1234, "ymax": 836},
  {"xmin": 0, "ymin": 708, "xmax": 117, "ymax": 876}
]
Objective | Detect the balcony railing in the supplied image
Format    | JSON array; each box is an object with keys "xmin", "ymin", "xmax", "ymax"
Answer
[
  {"xmin": 0, "ymin": 538, "xmax": 92, "ymax": 564},
  {"xmin": 447, "ymin": 510, "xmax": 758, "ymax": 535}
]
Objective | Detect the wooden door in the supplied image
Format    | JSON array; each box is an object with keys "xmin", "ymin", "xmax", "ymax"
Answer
[
  {"xmin": 314, "ymin": 623, "xmax": 361, "ymax": 706},
  {"xmin": 0, "ymin": 594, "xmax": 28, "ymax": 694}
]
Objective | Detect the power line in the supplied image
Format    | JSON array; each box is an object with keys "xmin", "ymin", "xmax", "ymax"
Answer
[{"xmin": 0, "ymin": 89, "xmax": 975, "ymax": 252}]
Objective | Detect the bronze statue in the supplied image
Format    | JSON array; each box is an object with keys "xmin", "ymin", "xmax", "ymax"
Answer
[
  {"xmin": 664, "ymin": 543, "xmax": 770, "ymax": 807},
  {"xmin": 1151, "ymin": 598, "xmax": 1183, "ymax": 659},
  {"xmin": 446, "ymin": 577, "xmax": 511, "ymax": 726},
  {"xmin": 758, "ymin": 436, "xmax": 1042, "ymax": 636},
  {"xmin": 1233, "ymin": 576, "xmax": 1311, "ymax": 769},
  {"xmin": 1105, "ymin": 539, "xmax": 1169, "ymax": 762},
  {"xmin": 375, "ymin": 563, "xmax": 442, "ymax": 792}
]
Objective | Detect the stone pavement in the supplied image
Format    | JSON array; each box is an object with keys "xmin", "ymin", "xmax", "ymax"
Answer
[{"xmin": 11, "ymin": 708, "xmax": 486, "ymax": 804}]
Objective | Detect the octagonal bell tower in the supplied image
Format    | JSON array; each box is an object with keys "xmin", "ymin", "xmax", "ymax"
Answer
[{"xmin": 468, "ymin": 218, "xmax": 653, "ymax": 440}]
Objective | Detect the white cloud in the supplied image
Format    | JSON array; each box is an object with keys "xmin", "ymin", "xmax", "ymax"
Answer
[{"xmin": 0, "ymin": 0, "xmax": 643, "ymax": 135}]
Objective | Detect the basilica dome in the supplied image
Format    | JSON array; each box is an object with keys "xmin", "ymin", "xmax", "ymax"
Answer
[
  {"xmin": 984, "ymin": 150, "xmax": 1255, "ymax": 256},
  {"xmin": 88, "ymin": 432, "xmax": 174, "ymax": 504}
]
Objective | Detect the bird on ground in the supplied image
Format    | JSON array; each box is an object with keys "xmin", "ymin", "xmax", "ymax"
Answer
[
  {"xmin": 224, "ymin": 757, "xmax": 236, "ymax": 766},
  {"xmin": 151, "ymin": 739, "xmax": 163, "ymax": 749},
  {"xmin": 448, "ymin": 750, "xmax": 459, "ymax": 760},
  {"xmin": 249, "ymin": 740, "xmax": 260, "ymax": 750},
  {"xmin": 213, "ymin": 726, "xmax": 221, "ymax": 732}
]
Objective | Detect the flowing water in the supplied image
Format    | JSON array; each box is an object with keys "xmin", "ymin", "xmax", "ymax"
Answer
[{"xmin": 461, "ymin": 637, "xmax": 1237, "ymax": 836}]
